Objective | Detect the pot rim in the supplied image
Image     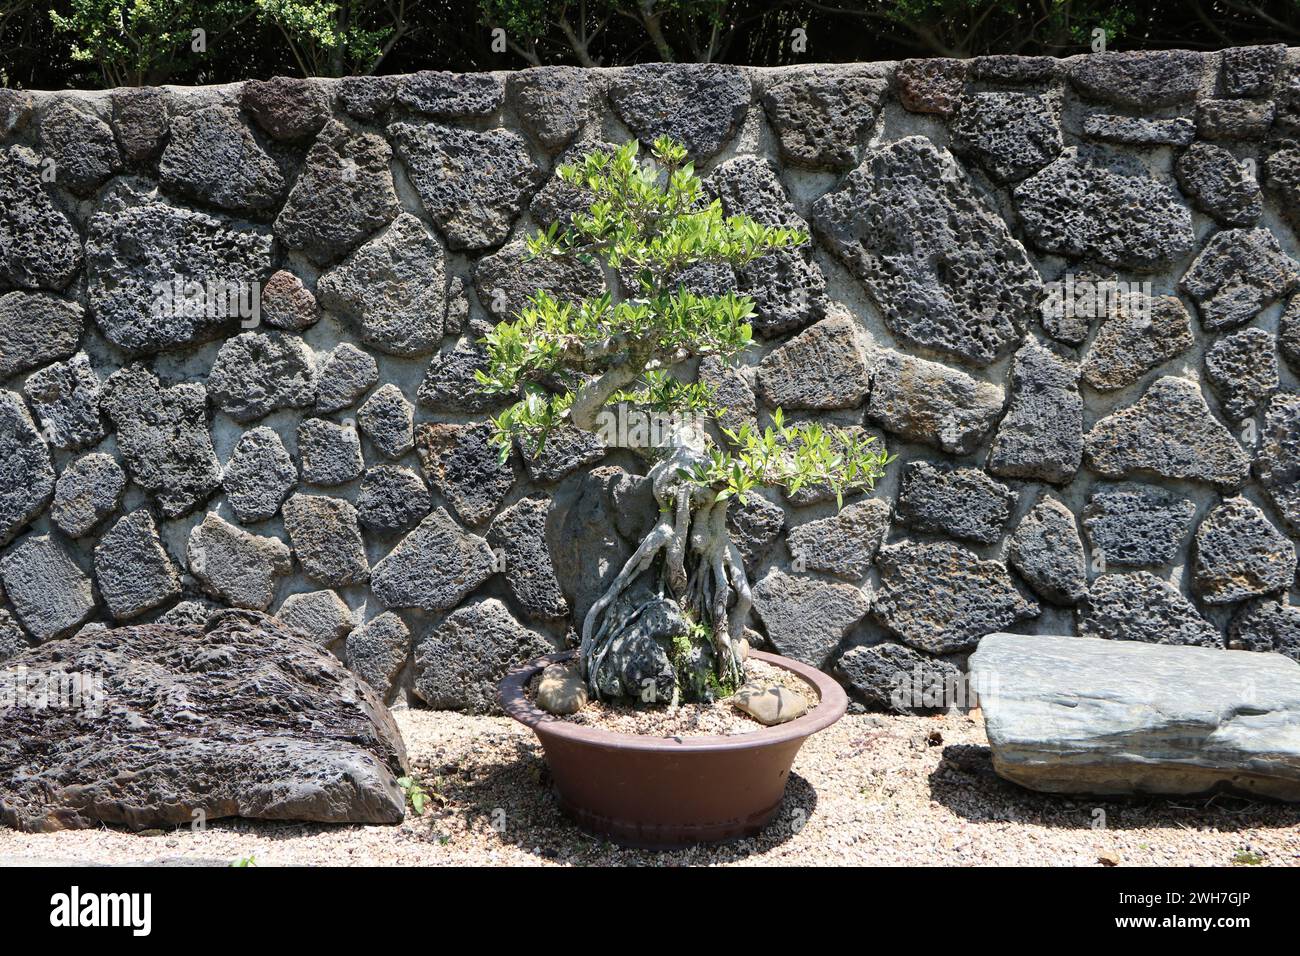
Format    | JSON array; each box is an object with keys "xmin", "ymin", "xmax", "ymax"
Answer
[{"xmin": 499, "ymin": 648, "xmax": 848, "ymax": 752}]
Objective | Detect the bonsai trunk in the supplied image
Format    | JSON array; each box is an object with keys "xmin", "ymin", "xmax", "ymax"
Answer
[{"xmin": 576, "ymin": 426, "xmax": 752, "ymax": 701}]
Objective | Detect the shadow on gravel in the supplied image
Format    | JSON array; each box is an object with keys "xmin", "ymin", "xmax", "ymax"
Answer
[
  {"xmin": 427, "ymin": 737, "xmax": 818, "ymax": 864},
  {"xmin": 929, "ymin": 744, "xmax": 1300, "ymax": 833}
]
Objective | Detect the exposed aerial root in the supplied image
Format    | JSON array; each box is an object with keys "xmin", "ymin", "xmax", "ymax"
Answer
[{"xmin": 579, "ymin": 443, "xmax": 752, "ymax": 698}]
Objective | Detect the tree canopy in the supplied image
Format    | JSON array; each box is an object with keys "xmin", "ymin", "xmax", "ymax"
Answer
[
  {"xmin": 478, "ymin": 138, "xmax": 893, "ymax": 508},
  {"xmin": 2, "ymin": 0, "xmax": 1297, "ymax": 89}
]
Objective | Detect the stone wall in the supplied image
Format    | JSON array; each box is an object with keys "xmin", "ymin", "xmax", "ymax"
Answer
[{"xmin": 1, "ymin": 47, "xmax": 1299, "ymax": 713}]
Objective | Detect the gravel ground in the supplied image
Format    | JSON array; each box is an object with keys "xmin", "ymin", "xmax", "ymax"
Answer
[{"xmin": 1, "ymin": 708, "xmax": 1298, "ymax": 867}]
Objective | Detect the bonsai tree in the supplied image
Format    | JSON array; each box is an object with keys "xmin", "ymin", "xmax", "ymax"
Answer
[{"xmin": 479, "ymin": 137, "xmax": 892, "ymax": 704}]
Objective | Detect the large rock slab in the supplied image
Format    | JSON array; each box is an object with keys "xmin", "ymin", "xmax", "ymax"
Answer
[
  {"xmin": 1221, "ymin": 44, "xmax": 1287, "ymax": 97},
  {"xmin": 110, "ymin": 87, "xmax": 167, "ymax": 162},
  {"xmin": 1196, "ymin": 98, "xmax": 1275, "ymax": 141},
  {"xmin": 813, "ymin": 136, "xmax": 1038, "ymax": 367},
  {"xmin": 1013, "ymin": 146, "xmax": 1195, "ymax": 271},
  {"xmin": 0, "ymin": 611, "xmax": 409, "ymax": 831},
  {"xmin": 872, "ymin": 541, "xmax": 1038, "ymax": 654},
  {"xmin": 242, "ymin": 77, "xmax": 330, "ymax": 141},
  {"xmin": 1083, "ymin": 376, "xmax": 1250, "ymax": 489},
  {"xmin": 970, "ymin": 631, "xmax": 1300, "ymax": 801},
  {"xmin": 895, "ymin": 58, "xmax": 966, "ymax": 116}
]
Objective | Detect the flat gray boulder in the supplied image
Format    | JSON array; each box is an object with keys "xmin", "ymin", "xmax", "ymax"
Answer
[
  {"xmin": 0, "ymin": 610, "xmax": 408, "ymax": 831},
  {"xmin": 971, "ymin": 632, "xmax": 1300, "ymax": 801}
]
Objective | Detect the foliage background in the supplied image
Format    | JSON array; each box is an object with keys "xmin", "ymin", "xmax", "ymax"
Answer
[{"xmin": 1, "ymin": 0, "xmax": 1298, "ymax": 89}]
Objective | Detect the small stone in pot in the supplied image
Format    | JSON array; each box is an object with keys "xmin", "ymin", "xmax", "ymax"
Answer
[
  {"xmin": 731, "ymin": 684, "xmax": 808, "ymax": 726},
  {"xmin": 536, "ymin": 664, "xmax": 588, "ymax": 716}
]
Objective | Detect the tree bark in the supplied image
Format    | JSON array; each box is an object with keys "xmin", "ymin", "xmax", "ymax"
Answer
[{"xmin": 576, "ymin": 419, "xmax": 750, "ymax": 699}]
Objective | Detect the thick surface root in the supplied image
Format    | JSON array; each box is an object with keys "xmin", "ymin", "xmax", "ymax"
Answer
[{"xmin": 579, "ymin": 446, "xmax": 751, "ymax": 699}]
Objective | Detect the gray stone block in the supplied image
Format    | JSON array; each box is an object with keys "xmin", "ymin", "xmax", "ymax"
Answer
[{"xmin": 971, "ymin": 632, "xmax": 1300, "ymax": 800}]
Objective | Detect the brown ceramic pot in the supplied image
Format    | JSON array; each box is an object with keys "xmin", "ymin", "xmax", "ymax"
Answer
[{"xmin": 499, "ymin": 648, "xmax": 848, "ymax": 849}]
